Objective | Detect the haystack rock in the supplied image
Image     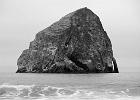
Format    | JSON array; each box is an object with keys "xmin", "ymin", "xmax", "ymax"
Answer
[{"xmin": 16, "ymin": 7, "xmax": 119, "ymax": 73}]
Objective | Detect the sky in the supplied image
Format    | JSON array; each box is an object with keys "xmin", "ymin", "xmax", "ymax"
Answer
[{"xmin": 0, "ymin": 0, "xmax": 140, "ymax": 72}]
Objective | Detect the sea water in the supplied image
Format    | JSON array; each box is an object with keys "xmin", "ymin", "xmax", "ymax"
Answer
[{"xmin": 0, "ymin": 72, "xmax": 140, "ymax": 100}]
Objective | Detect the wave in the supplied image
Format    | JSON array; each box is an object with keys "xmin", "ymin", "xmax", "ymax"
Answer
[{"xmin": 0, "ymin": 83, "xmax": 140, "ymax": 100}]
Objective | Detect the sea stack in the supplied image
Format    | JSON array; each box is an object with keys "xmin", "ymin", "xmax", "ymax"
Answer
[{"xmin": 16, "ymin": 7, "xmax": 119, "ymax": 73}]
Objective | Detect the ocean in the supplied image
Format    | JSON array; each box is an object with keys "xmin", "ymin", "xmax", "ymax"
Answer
[{"xmin": 0, "ymin": 72, "xmax": 140, "ymax": 100}]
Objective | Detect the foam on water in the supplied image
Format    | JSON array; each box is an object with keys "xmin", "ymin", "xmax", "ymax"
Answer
[{"xmin": 0, "ymin": 83, "xmax": 140, "ymax": 100}]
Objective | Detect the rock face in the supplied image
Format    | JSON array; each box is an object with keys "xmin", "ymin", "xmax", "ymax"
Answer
[{"xmin": 16, "ymin": 7, "xmax": 119, "ymax": 73}]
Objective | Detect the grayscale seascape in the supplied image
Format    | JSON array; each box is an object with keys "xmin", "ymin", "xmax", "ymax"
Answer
[{"xmin": 0, "ymin": 0, "xmax": 140, "ymax": 100}]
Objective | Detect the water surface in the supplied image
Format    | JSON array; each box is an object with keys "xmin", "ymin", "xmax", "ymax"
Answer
[{"xmin": 0, "ymin": 72, "xmax": 140, "ymax": 100}]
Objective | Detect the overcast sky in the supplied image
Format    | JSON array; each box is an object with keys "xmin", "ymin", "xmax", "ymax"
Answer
[{"xmin": 0, "ymin": 0, "xmax": 140, "ymax": 72}]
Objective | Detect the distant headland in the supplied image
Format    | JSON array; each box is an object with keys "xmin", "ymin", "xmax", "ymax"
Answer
[{"xmin": 16, "ymin": 7, "xmax": 119, "ymax": 73}]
